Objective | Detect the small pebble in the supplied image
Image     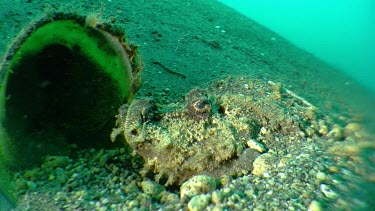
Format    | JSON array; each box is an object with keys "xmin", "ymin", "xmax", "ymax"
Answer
[
  {"xmin": 260, "ymin": 127, "xmax": 268, "ymax": 135},
  {"xmin": 128, "ymin": 200, "xmax": 139, "ymax": 208},
  {"xmin": 320, "ymin": 184, "xmax": 338, "ymax": 199},
  {"xmin": 318, "ymin": 120, "xmax": 328, "ymax": 135},
  {"xmin": 180, "ymin": 175, "xmax": 217, "ymax": 198},
  {"xmin": 252, "ymin": 153, "xmax": 275, "ymax": 176},
  {"xmin": 211, "ymin": 191, "xmax": 223, "ymax": 204},
  {"xmin": 308, "ymin": 200, "xmax": 322, "ymax": 211},
  {"xmin": 188, "ymin": 195, "xmax": 210, "ymax": 211},
  {"xmin": 316, "ymin": 172, "xmax": 326, "ymax": 181},
  {"xmin": 247, "ymin": 139, "xmax": 266, "ymax": 153},
  {"xmin": 141, "ymin": 180, "xmax": 165, "ymax": 200},
  {"xmin": 327, "ymin": 125, "xmax": 344, "ymax": 140},
  {"xmin": 345, "ymin": 123, "xmax": 361, "ymax": 132}
]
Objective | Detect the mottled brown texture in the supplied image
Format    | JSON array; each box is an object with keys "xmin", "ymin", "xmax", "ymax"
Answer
[{"xmin": 113, "ymin": 78, "xmax": 338, "ymax": 186}]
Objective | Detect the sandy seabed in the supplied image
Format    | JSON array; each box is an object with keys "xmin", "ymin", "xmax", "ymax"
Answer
[{"xmin": 0, "ymin": 0, "xmax": 374, "ymax": 210}]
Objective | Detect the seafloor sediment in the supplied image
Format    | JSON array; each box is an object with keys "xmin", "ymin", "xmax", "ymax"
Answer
[{"xmin": 0, "ymin": 0, "xmax": 374, "ymax": 210}]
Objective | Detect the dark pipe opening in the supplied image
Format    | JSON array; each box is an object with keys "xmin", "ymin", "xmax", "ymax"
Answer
[{"xmin": 4, "ymin": 44, "xmax": 123, "ymax": 168}]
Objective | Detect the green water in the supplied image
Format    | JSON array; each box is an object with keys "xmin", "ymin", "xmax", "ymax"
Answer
[{"xmin": 219, "ymin": 0, "xmax": 375, "ymax": 95}]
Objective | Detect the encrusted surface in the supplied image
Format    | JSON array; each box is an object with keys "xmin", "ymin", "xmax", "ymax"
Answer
[{"xmin": 113, "ymin": 78, "xmax": 342, "ymax": 186}]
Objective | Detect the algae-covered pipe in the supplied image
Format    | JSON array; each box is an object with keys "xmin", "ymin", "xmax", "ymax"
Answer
[{"xmin": 0, "ymin": 13, "xmax": 142, "ymax": 171}]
